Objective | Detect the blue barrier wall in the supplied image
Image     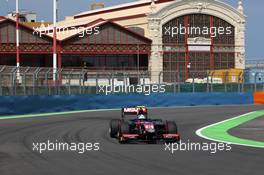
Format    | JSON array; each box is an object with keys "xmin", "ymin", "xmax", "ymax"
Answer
[{"xmin": 0, "ymin": 93, "xmax": 253, "ymax": 116}]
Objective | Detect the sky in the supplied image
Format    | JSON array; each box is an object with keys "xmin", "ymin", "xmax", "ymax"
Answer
[{"xmin": 0, "ymin": 0, "xmax": 263, "ymax": 60}]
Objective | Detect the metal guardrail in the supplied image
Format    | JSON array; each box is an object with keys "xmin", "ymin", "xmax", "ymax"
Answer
[
  {"xmin": 0, "ymin": 66, "xmax": 150, "ymax": 96},
  {"xmin": 246, "ymin": 60, "xmax": 264, "ymax": 69},
  {"xmin": 0, "ymin": 65, "xmax": 263, "ymax": 96}
]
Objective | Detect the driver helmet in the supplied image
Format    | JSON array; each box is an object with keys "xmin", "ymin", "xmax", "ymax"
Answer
[
  {"xmin": 138, "ymin": 108, "xmax": 144, "ymax": 115},
  {"xmin": 138, "ymin": 114, "xmax": 146, "ymax": 120}
]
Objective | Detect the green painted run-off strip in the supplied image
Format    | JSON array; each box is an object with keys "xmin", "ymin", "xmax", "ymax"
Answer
[
  {"xmin": 196, "ymin": 110, "xmax": 264, "ymax": 148},
  {"xmin": 0, "ymin": 109, "xmax": 119, "ymax": 120}
]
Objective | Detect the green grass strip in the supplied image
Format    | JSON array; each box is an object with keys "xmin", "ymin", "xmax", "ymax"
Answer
[
  {"xmin": 0, "ymin": 108, "xmax": 119, "ymax": 120},
  {"xmin": 196, "ymin": 110, "xmax": 264, "ymax": 148}
]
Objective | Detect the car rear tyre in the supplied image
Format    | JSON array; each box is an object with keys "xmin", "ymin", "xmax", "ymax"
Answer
[
  {"xmin": 119, "ymin": 122, "xmax": 130, "ymax": 144},
  {"xmin": 166, "ymin": 121, "xmax": 179, "ymax": 143},
  {"xmin": 167, "ymin": 121, "xmax": 178, "ymax": 134},
  {"xmin": 110, "ymin": 119, "xmax": 120, "ymax": 138}
]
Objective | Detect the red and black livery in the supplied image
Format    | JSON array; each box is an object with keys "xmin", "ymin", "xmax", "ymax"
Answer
[{"xmin": 109, "ymin": 106, "xmax": 180, "ymax": 144}]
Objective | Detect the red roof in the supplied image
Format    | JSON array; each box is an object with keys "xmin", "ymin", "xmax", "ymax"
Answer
[
  {"xmin": 0, "ymin": 16, "xmax": 151, "ymax": 44},
  {"xmin": 61, "ymin": 18, "xmax": 152, "ymax": 43},
  {"xmin": 0, "ymin": 17, "xmax": 54, "ymax": 41}
]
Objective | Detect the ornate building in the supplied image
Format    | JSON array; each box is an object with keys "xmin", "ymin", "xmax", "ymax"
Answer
[{"xmin": 0, "ymin": 0, "xmax": 246, "ymax": 83}]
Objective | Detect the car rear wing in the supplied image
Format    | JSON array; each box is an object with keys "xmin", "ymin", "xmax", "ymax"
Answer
[{"xmin": 121, "ymin": 107, "xmax": 148, "ymax": 118}]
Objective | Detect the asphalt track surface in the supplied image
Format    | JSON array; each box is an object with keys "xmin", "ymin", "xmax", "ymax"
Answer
[
  {"xmin": 0, "ymin": 105, "xmax": 264, "ymax": 175},
  {"xmin": 229, "ymin": 115, "xmax": 264, "ymax": 142}
]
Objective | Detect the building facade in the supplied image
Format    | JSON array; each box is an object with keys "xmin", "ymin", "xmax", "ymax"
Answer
[
  {"xmin": 0, "ymin": 0, "xmax": 246, "ymax": 83},
  {"xmin": 148, "ymin": 0, "xmax": 246, "ymax": 82}
]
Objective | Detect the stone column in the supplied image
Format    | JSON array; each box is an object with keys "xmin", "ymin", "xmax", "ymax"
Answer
[
  {"xmin": 148, "ymin": 17, "xmax": 163, "ymax": 83},
  {"xmin": 235, "ymin": 20, "xmax": 246, "ymax": 69},
  {"xmin": 235, "ymin": 0, "xmax": 246, "ymax": 69}
]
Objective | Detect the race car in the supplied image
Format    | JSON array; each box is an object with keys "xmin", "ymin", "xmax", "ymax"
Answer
[{"xmin": 109, "ymin": 106, "xmax": 180, "ymax": 144}]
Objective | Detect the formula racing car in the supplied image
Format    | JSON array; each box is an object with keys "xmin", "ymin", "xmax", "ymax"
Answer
[{"xmin": 109, "ymin": 106, "xmax": 180, "ymax": 144}]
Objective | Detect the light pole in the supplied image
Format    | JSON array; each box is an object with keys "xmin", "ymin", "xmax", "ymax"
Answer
[
  {"xmin": 187, "ymin": 62, "xmax": 191, "ymax": 80},
  {"xmin": 15, "ymin": 0, "xmax": 20, "ymax": 68},
  {"xmin": 53, "ymin": 0, "xmax": 57, "ymax": 81},
  {"xmin": 15, "ymin": 0, "xmax": 21, "ymax": 83},
  {"xmin": 137, "ymin": 44, "xmax": 140, "ymax": 84}
]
